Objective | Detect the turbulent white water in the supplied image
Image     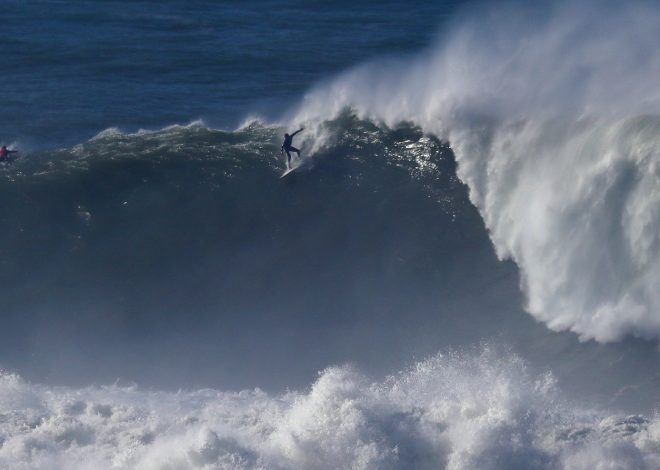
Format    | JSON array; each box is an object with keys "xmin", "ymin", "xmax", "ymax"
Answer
[
  {"xmin": 1, "ymin": 348, "xmax": 658, "ymax": 470},
  {"xmin": 292, "ymin": 0, "xmax": 660, "ymax": 343}
]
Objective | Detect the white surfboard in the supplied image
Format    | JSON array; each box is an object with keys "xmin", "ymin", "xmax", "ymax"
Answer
[{"xmin": 280, "ymin": 166, "xmax": 298, "ymax": 178}]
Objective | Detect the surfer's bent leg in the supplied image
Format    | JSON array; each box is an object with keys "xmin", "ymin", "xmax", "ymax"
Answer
[
  {"xmin": 285, "ymin": 149, "xmax": 292, "ymax": 167},
  {"xmin": 289, "ymin": 146, "xmax": 300, "ymax": 158}
]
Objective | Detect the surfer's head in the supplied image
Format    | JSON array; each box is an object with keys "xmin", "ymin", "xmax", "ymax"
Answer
[{"xmin": 284, "ymin": 133, "xmax": 290, "ymax": 138}]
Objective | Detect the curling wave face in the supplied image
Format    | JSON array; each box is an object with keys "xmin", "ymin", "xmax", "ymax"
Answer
[
  {"xmin": 1, "ymin": 348, "xmax": 658, "ymax": 470},
  {"xmin": 291, "ymin": 0, "xmax": 660, "ymax": 342}
]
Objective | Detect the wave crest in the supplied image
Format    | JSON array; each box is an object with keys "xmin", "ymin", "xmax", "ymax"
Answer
[{"xmin": 291, "ymin": 0, "xmax": 660, "ymax": 342}]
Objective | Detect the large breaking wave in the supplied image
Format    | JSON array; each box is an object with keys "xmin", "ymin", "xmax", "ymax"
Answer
[
  {"xmin": 2, "ymin": 2, "xmax": 660, "ymax": 468},
  {"xmin": 291, "ymin": 0, "xmax": 660, "ymax": 342},
  {"xmin": 1, "ymin": 118, "xmax": 658, "ymax": 469},
  {"xmin": 1, "ymin": 348, "xmax": 659, "ymax": 470}
]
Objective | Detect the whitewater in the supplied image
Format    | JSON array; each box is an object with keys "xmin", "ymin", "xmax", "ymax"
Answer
[
  {"xmin": 1, "ymin": 1, "xmax": 660, "ymax": 469},
  {"xmin": 1, "ymin": 347, "xmax": 658, "ymax": 470},
  {"xmin": 292, "ymin": 0, "xmax": 660, "ymax": 343}
]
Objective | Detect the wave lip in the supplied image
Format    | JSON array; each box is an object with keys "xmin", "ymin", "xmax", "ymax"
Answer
[{"xmin": 290, "ymin": 0, "xmax": 660, "ymax": 343}]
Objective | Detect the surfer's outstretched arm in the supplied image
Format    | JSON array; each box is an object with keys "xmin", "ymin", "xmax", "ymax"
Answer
[{"xmin": 291, "ymin": 127, "xmax": 304, "ymax": 137}]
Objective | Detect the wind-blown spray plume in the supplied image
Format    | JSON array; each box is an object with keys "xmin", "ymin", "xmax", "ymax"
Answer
[{"xmin": 292, "ymin": 1, "xmax": 660, "ymax": 342}]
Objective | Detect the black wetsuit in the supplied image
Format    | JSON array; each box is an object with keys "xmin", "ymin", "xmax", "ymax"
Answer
[
  {"xmin": 283, "ymin": 134, "xmax": 297, "ymax": 152},
  {"xmin": 282, "ymin": 129, "xmax": 302, "ymax": 167}
]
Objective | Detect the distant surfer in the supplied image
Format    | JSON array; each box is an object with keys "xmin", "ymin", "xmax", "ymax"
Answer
[
  {"xmin": 281, "ymin": 128, "xmax": 304, "ymax": 170},
  {"xmin": 0, "ymin": 145, "xmax": 18, "ymax": 163}
]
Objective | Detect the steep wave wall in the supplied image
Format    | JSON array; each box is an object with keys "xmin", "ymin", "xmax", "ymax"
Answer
[{"xmin": 1, "ymin": 119, "xmax": 505, "ymax": 391}]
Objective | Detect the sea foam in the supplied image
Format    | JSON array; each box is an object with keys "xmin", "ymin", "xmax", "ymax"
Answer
[{"xmin": 1, "ymin": 349, "xmax": 658, "ymax": 469}]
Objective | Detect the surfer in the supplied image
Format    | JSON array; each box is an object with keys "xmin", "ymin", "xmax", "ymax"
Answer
[
  {"xmin": 0, "ymin": 145, "xmax": 18, "ymax": 163},
  {"xmin": 281, "ymin": 128, "xmax": 304, "ymax": 169}
]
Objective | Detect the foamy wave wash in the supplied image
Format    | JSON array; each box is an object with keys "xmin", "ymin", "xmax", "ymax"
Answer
[
  {"xmin": 292, "ymin": 1, "xmax": 660, "ymax": 342},
  {"xmin": 1, "ymin": 350, "xmax": 658, "ymax": 469}
]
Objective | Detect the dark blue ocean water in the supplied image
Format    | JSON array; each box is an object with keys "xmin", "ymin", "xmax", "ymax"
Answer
[{"xmin": 3, "ymin": 0, "xmax": 462, "ymax": 148}]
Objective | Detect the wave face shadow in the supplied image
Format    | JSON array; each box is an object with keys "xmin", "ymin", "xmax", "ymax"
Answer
[{"xmin": 0, "ymin": 118, "xmax": 501, "ymax": 390}]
